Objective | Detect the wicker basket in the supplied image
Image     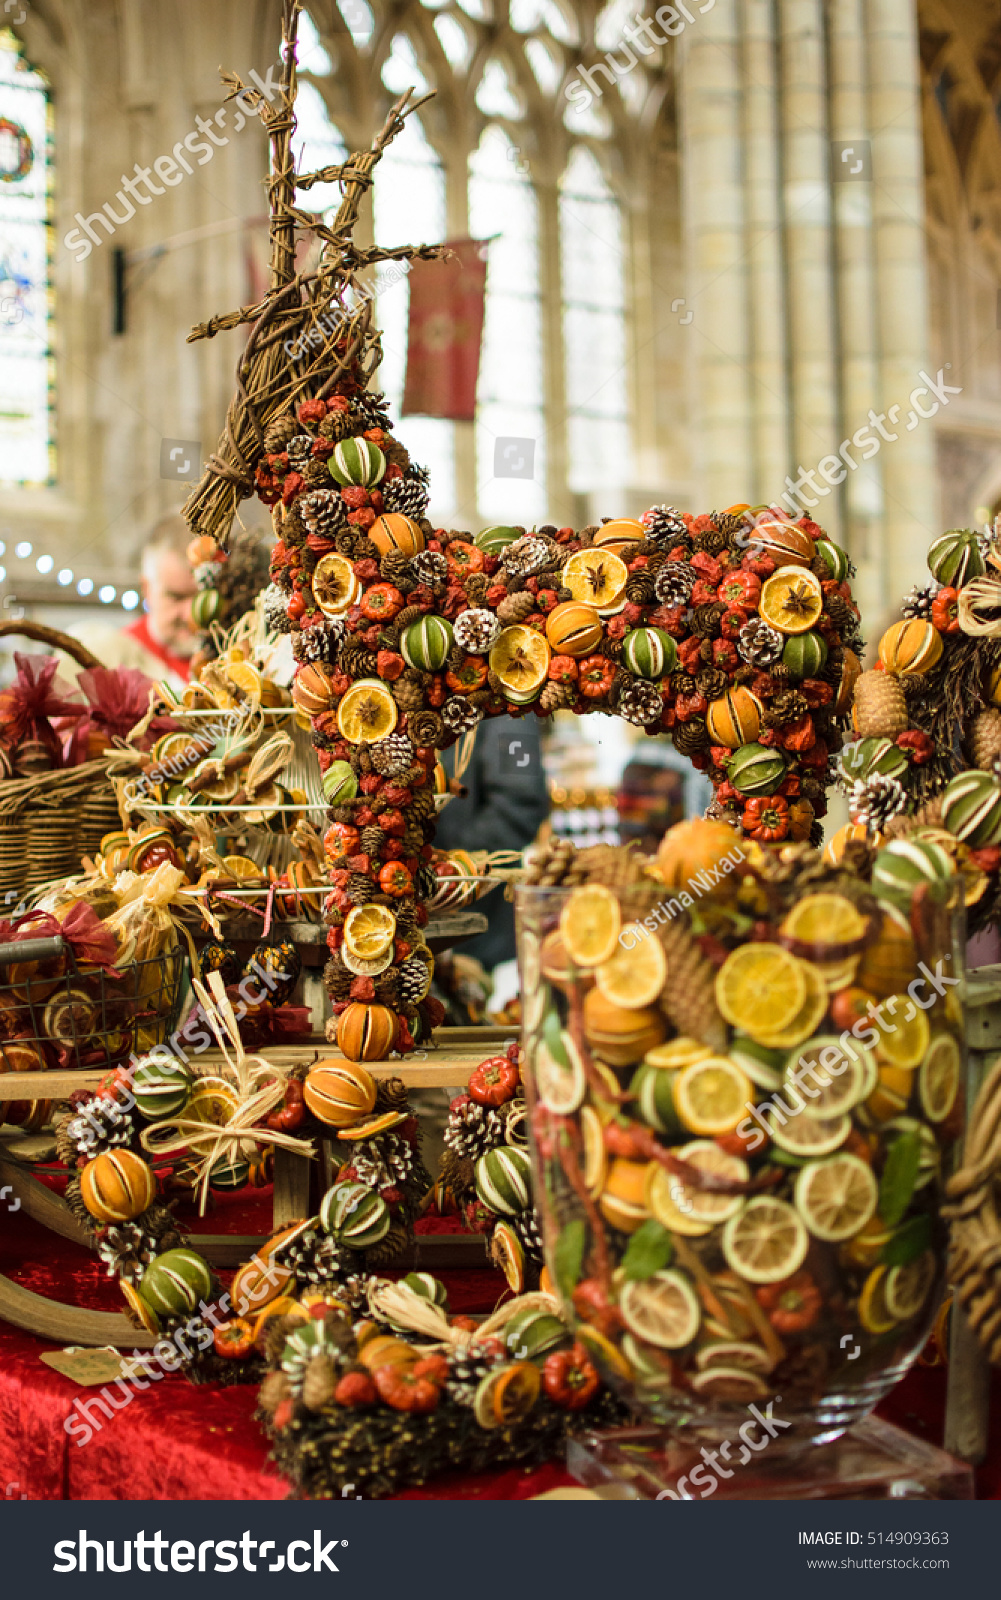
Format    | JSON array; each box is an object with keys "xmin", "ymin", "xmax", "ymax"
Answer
[{"xmin": 0, "ymin": 622, "xmax": 123, "ymax": 902}]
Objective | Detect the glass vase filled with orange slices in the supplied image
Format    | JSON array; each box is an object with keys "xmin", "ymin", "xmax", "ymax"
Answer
[{"xmin": 515, "ymin": 824, "xmax": 966, "ymax": 1448}]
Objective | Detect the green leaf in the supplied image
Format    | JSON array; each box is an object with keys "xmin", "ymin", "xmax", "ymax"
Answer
[
  {"xmin": 879, "ymin": 1129, "xmax": 922, "ymax": 1229},
  {"xmin": 554, "ymin": 1218, "xmax": 587, "ymax": 1298},
  {"xmin": 621, "ymin": 1219, "xmax": 674, "ymax": 1281},
  {"xmin": 881, "ymin": 1213, "xmax": 933, "ymax": 1267}
]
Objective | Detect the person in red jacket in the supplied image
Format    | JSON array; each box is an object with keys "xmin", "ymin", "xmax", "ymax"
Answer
[{"xmin": 76, "ymin": 513, "xmax": 197, "ymax": 687}]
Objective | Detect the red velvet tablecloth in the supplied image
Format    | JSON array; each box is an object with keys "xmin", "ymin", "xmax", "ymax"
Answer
[{"xmin": 1, "ymin": 1193, "xmax": 997, "ymax": 1501}]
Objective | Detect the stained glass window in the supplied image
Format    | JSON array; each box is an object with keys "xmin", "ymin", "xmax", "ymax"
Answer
[{"xmin": 0, "ymin": 30, "xmax": 52, "ymax": 486}]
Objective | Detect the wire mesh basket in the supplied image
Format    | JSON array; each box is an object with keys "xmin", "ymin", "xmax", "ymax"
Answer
[{"xmin": 0, "ymin": 932, "xmax": 188, "ymax": 1072}]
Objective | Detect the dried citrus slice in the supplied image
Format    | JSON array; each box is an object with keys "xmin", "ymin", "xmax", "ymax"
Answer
[
  {"xmin": 580, "ymin": 1104, "xmax": 607, "ymax": 1197},
  {"xmin": 845, "ymin": 1216, "xmax": 894, "ymax": 1267},
  {"xmin": 563, "ymin": 548, "xmax": 629, "ymax": 612},
  {"xmin": 644, "ymin": 1038, "xmax": 713, "ymax": 1071},
  {"xmin": 689, "ymin": 1366, "xmax": 769, "ymax": 1401},
  {"xmin": 779, "ymin": 893, "xmax": 867, "ymax": 950},
  {"xmin": 184, "ymin": 1077, "xmax": 240, "ymax": 1127},
  {"xmin": 669, "ymin": 1140, "xmax": 748, "ymax": 1225},
  {"xmin": 643, "ymin": 1161, "xmax": 713, "ymax": 1237},
  {"xmin": 595, "ymin": 925, "xmax": 667, "ymax": 1008},
  {"xmin": 559, "ymin": 883, "xmax": 621, "ymax": 967},
  {"xmin": 858, "ymin": 1265, "xmax": 898, "ymax": 1333},
  {"xmin": 673, "ymin": 1057, "xmax": 752, "ymax": 1136},
  {"xmin": 226, "ymin": 660, "xmax": 264, "ymax": 700},
  {"xmin": 336, "ymin": 678, "xmax": 398, "ymax": 743},
  {"xmin": 694, "ymin": 1340, "xmax": 773, "ymax": 1374},
  {"xmin": 491, "ymin": 1221, "xmax": 526, "ymax": 1294},
  {"xmin": 729, "ymin": 1037, "xmax": 784, "ymax": 1091},
  {"xmin": 619, "ymin": 1269, "xmax": 701, "ymax": 1349},
  {"xmin": 752, "ymin": 960, "xmax": 828, "ymax": 1050},
  {"xmin": 343, "ymin": 904, "xmax": 397, "ymax": 962},
  {"xmin": 766, "ymin": 1106, "xmax": 850, "ymax": 1157},
  {"xmin": 885, "ymin": 1250, "xmax": 936, "ymax": 1320},
  {"xmin": 758, "ymin": 566, "xmax": 824, "ymax": 635},
  {"xmin": 222, "ymin": 853, "xmax": 265, "ymax": 883},
  {"xmin": 473, "ymin": 1361, "xmax": 541, "ymax": 1429},
  {"xmin": 875, "ymin": 995, "xmax": 930, "ymax": 1069},
  {"xmin": 918, "ymin": 1032, "xmax": 961, "ymax": 1123},
  {"xmin": 488, "ymin": 625, "xmax": 551, "ymax": 702},
  {"xmin": 865, "ymin": 1063, "xmax": 914, "ymax": 1124},
  {"xmin": 783, "ymin": 1034, "xmax": 875, "ymax": 1117},
  {"xmin": 340, "ymin": 944, "xmax": 394, "ymax": 978},
  {"xmin": 121, "ymin": 1278, "xmax": 160, "ymax": 1335},
  {"xmin": 794, "ymin": 1153, "xmax": 878, "ymax": 1242},
  {"xmin": 337, "ymin": 1110, "xmax": 408, "ymax": 1140},
  {"xmin": 575, "ymin": 1324, "xmax": 634, "ymax": 1382},
  {"xmin": 715, "ymin": 943, "xmax": 806, "ymax": 1039},
  {"xmin": 313, "ymin": 552, "xmax": 360, "ymax": 616},
  {"xmin": 535, "ymin": 1032, "xmax": 586, "ymax": 1114},
  {"xmin": 722, "ymin": 1196, "xmax": 809, "ymax": 1284}
]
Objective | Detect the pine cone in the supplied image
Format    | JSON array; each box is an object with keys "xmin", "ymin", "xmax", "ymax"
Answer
[
  {"xmin": 617, "ymin": 679, "xmax": 664, "ymax": 727},
  {"xmin": 654, "ymin": 562, "xmax": 696, "ymax": 606},
  {"xmin": 464, "ymin": 572, "xmax": 489, "ymax": 605},
  {"xmin": 442, "ymin": 697, "xmax": 484, "ymax": 735},
  {"xmin": 763, "ymin": 690, "xmax": 810, "ymax": 728},
  {"xmin": 691, "ymin": 602, "xmax": 724, "ymax": 639},
  {"xmin": 375, "ymin": 1076, "xmax": 410, "ymax": 1112},
  {"xmin": 409, "ymin": 710, "xmax": 445, "ymax": 747},
  {"xmin": 371, "ymin": 732, "xmax": 415, "ymax": 776},
  {"xmin": 509, "ymin": 1210, "xmax": 544, "ymax": 1261},
  {"xmin": 696, "ymin": 668, "xmax": 729, "ymax": 702},
  {"xmin": 673, "ymin": 718, "xmax": 709, "ymax": 755},
  {"xmin": 411, "ymin": 551, "xmax": 447, "ymax": 589},
  {"xmin": 302, "ymin": 1353, "xmax": 338, "ymax": 1412},
  {"xmin": 264, "ymin": 414, "xmax": 297, "ymax": 452},
  {"xmin": 454, "ymin": 608, "xmax": 502, "ymax": 654},
  {"xmin": 626, "ymin": 571, "xmax": 655, "ymax": 604},
  {"xmin": 540, "ymin": 681, "xmax": 572, "ymax": 713},
  {"xmin": 444, "ymin": 1098, "xmax": 506, "ymax": 1160},
  {"xmin": 642, "ymin": 505, "xmax": 689, "ymax": 546},
  {"xmin": 374, "ymin": 970, "xmax": 402, "ymax": 1008},
  {"xmin": 970, "ymin": 708, "xmax": 1001, "ymax": 772},
  {"xmin": 654, "ymin": 920, "xmax": 727, "ymax": 1050},
  {"xmin": 318, "ymin": 410, "xmax": 354, "ymax": 443},
  {"xmin": 347, "ymin": 873, "xmax": 376, "ymax": 905},
  {"xmin": 382, "ymin": 467, "xmax": 430, "ymax": 520},
  {"xmin": 380, "ymin": 549, "xmax": 412, "ymax": 586},
  {"xmin": 392, "ymin": 677, "xmax": 425, "ymax": 713},
  {"xmin": 440, "ymin": 1147, "xmax": 475, "ymax": 1197},
  {"xmin": 522, "ymin": 837, "xmax": 578, "ymax": 886},
  {"xmin": 304, "ymin": 459, "xmax": 331, "ymax": 488},
  {"xmin": 300, "ymin": 488, "xmax": 346, "ymax": 537},
  {"xmin": 848, "ymin": 773, "xmax": 907, "ymax": 831},
  {"xmin": 738, "ymin": 617, "xmax": 784, "ymax": 666},
  {"xmin": 825, "ymin": 593, "xmax": 851, "ymax": 631},
  {"xmin": 497, "ymin": 591, "xmax": 536, "ymax": 625},
  {"xmin": 854, "ymin": 670, "xmax": 907, "ymax": 738},
  {"xmin": 364, "ymin": 1222, "xmax": 409, "ymax": 1267},
  {"xmin": 901, "ymin": 581, "xmax": 940, "ymax": 620}
]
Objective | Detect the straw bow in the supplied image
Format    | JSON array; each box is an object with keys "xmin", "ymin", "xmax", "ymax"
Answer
[
  {"xmin": 140, "ymin": 970, "xmax": 313, "ymax": 1214},
  {"xmin": 365, "ymin": 1280, "xmax": 561, "ymax": 1354}
]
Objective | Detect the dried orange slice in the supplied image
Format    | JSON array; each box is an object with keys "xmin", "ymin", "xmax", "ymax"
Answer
[
  {"xmin": 559, "ymin": 883, "xmax": 621, "ymax": 966},
  {"xmin": 752, "ymin": 959, "xmax": 828, "ymax": 1049},
  {"xmin": 343, "ymin": 904, "xmax": 397, "ymax": 962},
  {"xmin": 337, "ymin": 1110, "xmax": 408, "ymax": 1140},
  {"xmin": 619, "ymin": 1270, "xmax": 702, "ymax": 1349},
  {"xmin": 313, "ymin": 552, "xmax": 360, "ymax": 616},
  {"xmin": 488, "ymin": 625, "xmax": 551, "ymax": 702},
  {"xmin": 563, "ymin": 549, "xmax": 629, "ymax": 612},
  {"xmin": 722, "ymin": 1196, "xmax": 809, "ymax": 1284},
  {"xmin": 918, "ymin": 1032, "xmax": 961, "ymax": 1123},
  {"xmin": 758, "ymin": 566, "xmax": 824, "ymax": 635},
  {"xmin": 336, "ymin": 677, "xmax": 399, "ymax": 743},
  {"xmin": 226, "ymin": 660, "xmax": 264, "ymax": 700},
  {"xmin": 715, "ymin": 943, "xmax": 806, "ymax": 1039},
  {"xmin": 473, "ymin": 1361, "xmax": 540, "ymax": 1428},
  {"xmin": 794, "ymin": 1152, "xmax": 878, "ymax": 1242},
  {"xmin": 595, "ymin": 923, "xmax": 667, "ymax": 1007},
  {"xmin": 184, "ymin": 1077, "xmax": 240, "ymax": 1127},
  {"xmin": 875, "ymin": 996, "xmax": 929, "ymax": 1070},
  {"xmin": 779, "ymin": 893, "xmax": 867, "ymax": 950},
  {"xmin": 859, "ymin": 1265, "xmax": 897, "ymax": 1333}
]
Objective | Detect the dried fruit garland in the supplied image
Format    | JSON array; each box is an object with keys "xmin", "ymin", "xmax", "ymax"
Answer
[
  {"xmin": 837, "ymin": 525, "xmax": 1001, "ymax": 932},
  {"xmin": 262, "ymin": 389, "xmax": 863, "ymax": 1060}
]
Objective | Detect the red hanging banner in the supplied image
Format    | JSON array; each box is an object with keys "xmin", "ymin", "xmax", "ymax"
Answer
[{"xmin": 402, "ymin": 238, "xmax": 488, "ymax": 422}]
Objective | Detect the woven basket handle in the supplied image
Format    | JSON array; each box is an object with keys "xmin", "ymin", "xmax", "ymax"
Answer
[{"xmin": 0, "ymin": 619, "xmax": 102, "ymax": 671}]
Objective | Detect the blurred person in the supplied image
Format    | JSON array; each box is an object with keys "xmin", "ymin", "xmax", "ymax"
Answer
[{"xmin": 76, "ymin": 512, "xmax": 197, "ymax": 687}]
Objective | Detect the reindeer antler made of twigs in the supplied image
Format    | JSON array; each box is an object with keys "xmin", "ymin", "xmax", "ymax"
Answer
[{"xmin": 181, "ymin": 0, "xmax": 447, "ymax": 551}]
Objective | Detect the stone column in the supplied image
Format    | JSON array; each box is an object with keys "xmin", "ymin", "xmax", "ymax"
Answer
[
  {"xmin": 678, "ymin": 0, "xmax": 753, "ymax": 507},
  {"xmin": 741, "ymin": 0, "xmax": 789, "ymax": 506},
  {"xmin": 866, "ymin": 0, "xmax": 936, "ymax": 600},
  {"xmin": 829, "ymin": 0, "xmax": 885, "ymax": 621},
  {"xmin": 778, "ymin": 0, "xmax": 842, "ymax": 540}
]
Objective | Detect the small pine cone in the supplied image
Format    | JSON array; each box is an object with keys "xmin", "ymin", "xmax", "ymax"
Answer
[
  {"xmin": 319, "ymin": 410, "xmax": 354, "ymax": 443},
  {"xmin": 901, "ymin": 581, "xmax": 940, "ymax": 620},
  {"xmin": 454, "ymin": 608, "xmax": 502, "ymax": 655},
  {"xmin": 375, "ymin": 1076, "xmax": 410, "ymax": 1112},
  {"xmin": 392, "ymin": 677, "xmax": 425, "ymax": 713},
  {"xmin": 411, "ymin": 551, "xmax": 447, "ymax": 589},
  {"xmin": 733, "ymin": 665, "xmax": 756, "ymax": 687},
  {"xmin": 332, "ymin": 805, "xmax": 356, "ymax": 825},
  {"xmin": 371, "ymin": 732, "xmax": 415, "ymax": 776},
  {"xmin": 617, "ymin": 679, "xmax": 664, "ymax": 726},
  {"xmin": 380, "ymin": 549, "xmax": 412, "ymax": 586},
  {"xmin": 402, "ymin": 826, "xmax": 425, "ymax": 856},
  {"xmin": 364, "ymin": 1222, "xmax": 409, "ymax": 1267},
  {"xmin": 410, "ymin": 790, "xmax": 436, "ymax": 820},
  {"xmin": 540, "ymin": 681, "xmax": 572, "ymax": 713},
  {"xmin": 694, "ymin": 524, "xmax": 730, "ymax": 555},
  {"xmin": 374, "ymin": 970, "xmax": 401, "ymax": 1007},
  {"xmin": 302, "ymin": 1353, "xmax": 338, "ymax": 1412},
  {"xmin": 304, "ymin": 459, "xmax": 331, "ymax": 488},
  {"xmin": 501, "ymin": 535, "xmax": 552, "ymax": 577},
  {"xmin": 510, "ymin": 1210, "xmax": 544, "ymax": 1260},
  {"xmin": 487, "ymin": 669, "xmax": 506, "ymax": 696},
  {"xmin": 465, "ymin": 572, "xmax": 489, "ymax": 605},
  {"xmin": 347, "ymin": 873, "xmax": 376, "ymax": 905},
  {"xmin": 292, "ymin": 627, "xmax": 334, "ymax": 665},
  {"xmin": 914, "ymin": 794, "xmax": 944, "ymax": 827},
  {"xmin": 264, "ymin": 414, "xmax": 296, "ymax": 452},
  {"xmin": 854, "ymin": 670, "xmax": 907, "ymax": 738},
  {"xmin": 626, "ymin": 571, "xmax": 655, "ymax": 604},
  {"xmin": 738, "ymin": 617, "xmax": 784, "ymax": 666},
  {"xmin": 409, "ymin": 709, "xmax": 445, "ymax": 747},
  {"xmin": 673, "ymin": 718, "xmax": 710, "ymax": 755},
  {"xmin": 848, "ymin": 773, "xmax": 907, "ymax": 831},
  {"xmin": 446, "ymin": 644, "xmax": 465, "ymax": 673},
  {"xmin": 654, "ymin": 561, "xmax": 696, "ymax": 606},
  {"xmin": 696, "ymin": 668, "xmax": 729, "ymax": 702},
  {"xmin": 354, "ymin": 535, "xmax": 379, "ymax": 562},
  {"xmin": 497, "ymin": 591, "xmax": 536, "ymax": 625},
  {"xmin": 691, "ymin": 602, "xmax": 725, "ymax": 639},
  {"xmin": 326, "ymin": 964, "xmax": 352, "ymax": 1001},
  {"xmin": 442, "ymin": 696, "xmax": 484, "ymax": 735},
  {"xmin": 263, "ymin": 583, "xmax": 293, "ymax": 635},
  {"xmin": 341, "ymin": 639, "xmax": 378, "ymax": 677},
  {"xmin": 601, "ymin": 634, "xmax": 624, "ymax": 661},
  {"xmin": 671, "ymin": 671, "xmax": 697, "ymax": 696},
  {"xmin": 382, "ymin": 468, "xmax": 430, "ymax": 520},
  {"xmin": 360, "ymin": 825, "xmax": 385, "ymax": 856},
  {"xmin": 383, "ymin": 437, "xmax": 411, "ymax": 472},
  {"xmin": 522, "ymin": 836, "xmax": 577, "ymax": 886},
  {"xmin": 710, "ymin": 509, "xmax": 746, "ymax": 541},
  {"xmin": 641, "ymin": 504, "xmax": 689, "ymax": 546},
  {"xmin": 826, "ymin": 593, "xmax": 851, "ymax": 631},
  {"xmin": 971, "ymin": 707, "xmax": 1001, "ymax": 772},
  {"xmin": 394, "ymin": 605, "xmax": 425, "ymax": 633},
  {"xmin": 763, "ymin": 689, "xmax": 810, "ymax": 728},
  {"xmin": 440, "ymin": 1148, "xmax": 475, "ymax": 1197},
  {"xmin": 335, "ymin": 527, "xmax": 357, "ymax": 556}
]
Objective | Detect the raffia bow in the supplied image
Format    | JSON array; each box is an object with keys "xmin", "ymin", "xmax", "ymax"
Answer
[
  {"xmin": 365, "ymin": 1280, "xmax": 561, "ymax": 1354},
  {"xmin": 140, "ymin": 970, "xmax": 313, "ymax": 1214}
]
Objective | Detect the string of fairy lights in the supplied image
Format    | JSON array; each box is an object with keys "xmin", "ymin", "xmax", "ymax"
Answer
[{"xmin": 0, "ymin": 538, "xmax": 140, "ymax": 610}]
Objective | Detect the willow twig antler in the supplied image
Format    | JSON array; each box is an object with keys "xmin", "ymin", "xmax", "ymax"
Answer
[{"xmin": 181, "ymin": 0, "xmax": 445, "ymax": 551}]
